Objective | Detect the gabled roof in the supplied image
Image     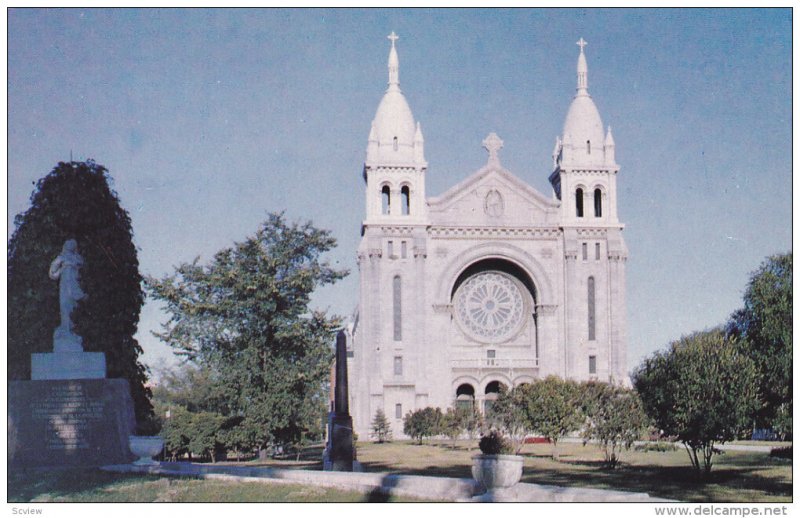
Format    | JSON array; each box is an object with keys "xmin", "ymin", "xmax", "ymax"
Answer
[{"xmin": 428, "ymin": 164, "xmax": 559, "ymax": 213}]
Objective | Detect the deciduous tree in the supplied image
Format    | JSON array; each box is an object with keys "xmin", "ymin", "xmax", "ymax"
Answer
[
  {"xmin": 403, "ymin": 407, "xmax": 443, "ymax": 444},
  {"xmin": 147, "ymin": 213, "xmax": 347, "ymax": 454},
  {"xmin": 580, "ymin": 382, "xmax": 649, "ymax": 469},
  {"xmin": 486, "ymin": 386, "xmax": 530, "ymax": 454},
  {"xmin": 727, "ymin": 253, "xmax": 792, "ymax": 436},
  {"xmin": 520, "ymin": 377, "xmax": 583, "ymax": 460},
  {"xmin": 633, "ymin": 329, "xmax": 759, "ymax": 475}
]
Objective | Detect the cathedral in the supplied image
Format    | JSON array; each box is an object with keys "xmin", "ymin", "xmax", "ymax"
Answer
[{"xmin": 347, "ymin": 34, "xmax": 628, "ymax": 438}]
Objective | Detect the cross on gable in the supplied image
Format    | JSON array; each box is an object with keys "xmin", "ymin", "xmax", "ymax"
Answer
[
  {"xmin": 388, "ymin": 31, "xmax": 399, "ymax": 47},
  {"xmin": 577, "ymin": 37, "xmax": 587, "ymax": 52},
  {"xmin": 482, "ymin": 132, "xmax": 503, "ymax": 164}
]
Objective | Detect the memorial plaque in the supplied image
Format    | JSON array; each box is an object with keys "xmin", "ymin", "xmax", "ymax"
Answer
[{"xmin": 8, "ymin": 378, "xmax": 136, "ymax": 467}]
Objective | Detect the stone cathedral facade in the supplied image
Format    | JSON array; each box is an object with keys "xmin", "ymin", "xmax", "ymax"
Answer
[{"xmin": 347, "ymin": 34, "xmax": 628, "ymax": 438}]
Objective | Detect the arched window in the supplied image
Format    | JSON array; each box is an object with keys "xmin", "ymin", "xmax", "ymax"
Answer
[
  {"xmin": 393, "ymin": 275, "xmax": 402, "ymax": 341},
  {"xmin": 401, "ymin": 186, "xmax": 410, "ymax": 215},
  {"xmin": 588, "ymin": 276, "xmax": 596, "ymax": 341},
  {"xmin": 393, "ymin": 136, "xmax": 398, "ymax": 151},
  {"xmin": 586, "ymin": 140, "xmax": 591, "ymax": 154},
  {"xmin": 594, "ymin": 188, "xmax": 602, "ymax": 217},
  {"xmin": 381, "ymin": 185, "xmax": 391, "ymax": 215},
  {"xmin": 575, "ymin": 188, "xmax": 584, "ymax": 217}
]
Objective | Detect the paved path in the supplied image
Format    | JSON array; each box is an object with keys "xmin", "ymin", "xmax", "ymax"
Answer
[{"xmin": 102, "ymin": 462, "xmax": 671, "ymax": 502}]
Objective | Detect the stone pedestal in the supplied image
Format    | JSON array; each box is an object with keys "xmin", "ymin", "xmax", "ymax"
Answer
[
  {"xmin": 8, "ymin": 379, "xmax": 136, "ymax": 467},
  {"xmin": 326, "ymin": 413, "xmax": 354, "ymax": 471},
  {"xmin": 31, "ymin": 352, "xmax": 106, "ymax": 380}
]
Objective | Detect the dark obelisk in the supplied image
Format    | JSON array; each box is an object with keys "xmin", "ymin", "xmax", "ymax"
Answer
[{"xmin": 326, "ymin": 330, "xmax": 354, "ymax": 471}]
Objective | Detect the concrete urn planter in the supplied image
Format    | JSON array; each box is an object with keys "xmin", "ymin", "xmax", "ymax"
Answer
[
  {"xmin": 129, "ymin": 435, "xmax": 163, "ymax": 466},
  {"xmin": 472, "ymin": 454, "xmax": 523, "ymax": 491}
]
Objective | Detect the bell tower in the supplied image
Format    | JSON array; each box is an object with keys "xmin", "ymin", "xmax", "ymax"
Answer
[
  {"xmin": 550, "ymin": 38, "xmax": 628, "ymax": 385},
  {"xmin": 363, "ymin": 32, "xmax": 428, "ymax": 226}
]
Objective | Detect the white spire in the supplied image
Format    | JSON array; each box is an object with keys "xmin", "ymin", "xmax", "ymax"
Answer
[
  {"xmin": 366, "ymin": 32, "xmax": 421, "ymax": 166},
  {"xmin": 604, "ymin": 126, "xmax": 616, "ymax": 165},
  {"xmin": 576, "ymin": 37, "xmax": 588, "ymax": 96},
  {"xmin": 387, "ymin": 31, "xmax": 400, "ymax": 90},
  {"xmin": 414, "ymin": 122, "xmax": 425, "ymax": 162},
  {"xmin": 604, "ymin": 126, "xmax": 615, "ymax": 147},
  {"xmin": 560, "ymin": 37, "xmax": 604, "ymax": 167}
]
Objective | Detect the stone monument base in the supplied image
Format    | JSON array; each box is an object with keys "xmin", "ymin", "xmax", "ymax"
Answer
[
  {"xmin": 323, "ymin": 412, "xmax": 354, "ymax": 472},
  {"xmin": 31, "ymin": 351, "xmax": 106, "ymax": 380},
  {"xmin": 8, "ymin": 378, "xmax": 136, "ymax": 467}
]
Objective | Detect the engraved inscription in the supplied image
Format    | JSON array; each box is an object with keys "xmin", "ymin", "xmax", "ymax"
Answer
[{"xmin": 30, "ymin": 383, "xmax": 106, "ymax": 451}]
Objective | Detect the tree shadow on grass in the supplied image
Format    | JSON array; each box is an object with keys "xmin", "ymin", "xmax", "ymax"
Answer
[
  {"xmin": 519, "ymin": 462, "xmax": 792, "ymax": 502},
  {"xmin": 8, "ymin": 468, "xmax": 166, "ymax": 502},
  {"xmin": 357, "ymin": 460, "xmax": 471, "ymax": 480}
]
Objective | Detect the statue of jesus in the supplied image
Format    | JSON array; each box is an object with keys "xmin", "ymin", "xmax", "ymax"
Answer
[{"xmin": 49, "ymin": 239, "xmax": 86, "ymax": 347}]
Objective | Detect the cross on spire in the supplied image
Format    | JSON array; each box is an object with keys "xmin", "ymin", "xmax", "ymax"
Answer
[
  {"xmin": 482, "ymin": 132, "xmax": 504, "ymax": 164},
  {"xmin": 388, "ymin": 31, "xmax": 399, "ymax": 48},
  {"xmin": 577, "ymin": 37, "xmax": 587, "ymax": 52}
]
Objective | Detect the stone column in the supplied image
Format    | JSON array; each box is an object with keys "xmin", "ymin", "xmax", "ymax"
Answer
[{"xmin": 327, "ymin": 330, "xmax": 354, "ymax": 471}]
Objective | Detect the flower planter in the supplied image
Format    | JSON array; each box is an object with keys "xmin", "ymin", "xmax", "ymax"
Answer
[
  {"xmin": 472, "ymin": 454, "xmax": 523, "ymax": 491},
  {"xmin": 129, "ymin": 435, "xmax": 164, "ymax": 466}
]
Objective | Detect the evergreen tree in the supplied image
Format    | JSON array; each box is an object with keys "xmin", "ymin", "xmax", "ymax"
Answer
[
  {"xmin": 8, "ymin": 160, "xmax": 153, "ymax": 427},
  {"xmin": 370, "ymin": 408, "xmax": 392, "ymax": 443}
]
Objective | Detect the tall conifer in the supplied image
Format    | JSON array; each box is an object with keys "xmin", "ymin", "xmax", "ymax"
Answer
[{"xmin": 8, "ymin": 160, "xmax": 153, "ymax": 427}]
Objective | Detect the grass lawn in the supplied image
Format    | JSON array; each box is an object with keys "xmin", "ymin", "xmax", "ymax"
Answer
[
  {"xmin": 355, "ymin": 440, "xmax": 792, "ymax": 503},
  {"xmin": 11, "ymin": 441, "xmax": 789, "ymax": 503},
  {"xmin": 7, "ymin": 468, "xmax": 428, "ymax": 503}
]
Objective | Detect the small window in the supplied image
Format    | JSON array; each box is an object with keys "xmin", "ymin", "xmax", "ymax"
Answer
[
  {"xmin": 587, "ymin": 140, "xmax": 591, "ymax": 154},
  {"xmin": 393, "ymin": 276, "xmax": 402, "ymax": 341},
  {"xmin": 401, "ymin": 186, "xmax": 410, "ymax": 215},
  {"xmin": 595, "ymin": 242, "xmax": 601, "ymax": 261},
  {"xmin": 576, "ymin": 188, "xmax": 584, "ymax": 218},
  {"xmin": 388, "ymin": 240, "xmax": 394, "ymax": 258},
  {"xmin": 582, "ymin": 242, "xmax": 588, "ymax": 261},
  {"xmin": 381, "ymin": 185, "xmax": 391, "ymax": 215},
  {"xmin": 588, "ymin": 276, "xmax": 596, "ymax": 341},
  {"xmin": 589, "ymin": 355, "xmax": 597, "ymax": 374},
  {"xmin": 594, "ymin": 189, "xmax": 602, "ymax": 217},
  {"xmin": 486, "ymin": 349, "xmax": 496, "ymax": 366},
  {"xmin": 401, "ymin": 241, "xmax": 407, "ymax": 259},
  {"xmin": 393, "ymin": 136, "xmax": 398, "ymax": 151},
  {"xmin": 395, "ymin": 403, "xmax": 402, "ymax": 419},
  {"xmin": 394, "ymin": 356, "xmax": 403, "ymax": 375}
]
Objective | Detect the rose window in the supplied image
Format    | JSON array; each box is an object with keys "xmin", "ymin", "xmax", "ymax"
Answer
[{"xmin": 455, "ymin": 271, "xmax": 526, "ymax": 343}]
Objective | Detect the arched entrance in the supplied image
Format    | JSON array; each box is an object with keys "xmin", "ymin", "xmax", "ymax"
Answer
[
  {"xmin": 455, "ymin": 383, "xmax": 476, "ymax": 411},
  {"xmin": 483, "ymin": 380, "xmax": 507, "ymax": 414}
]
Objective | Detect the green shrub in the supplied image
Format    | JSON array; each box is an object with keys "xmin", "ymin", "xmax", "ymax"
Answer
[
  {"xmin": 403, "ymin": 407, "xmax": 443, "ymax": 444},
  {"xmin": 478, "ymin": 431, "xmax": 513, "ymax": 455},
  {"xmin": 635, "ymin": 441, "xmax": 679, "ymax": 453}
]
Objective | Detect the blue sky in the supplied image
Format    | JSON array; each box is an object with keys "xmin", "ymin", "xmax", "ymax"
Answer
[{"xmin": 7, "ymin": 8, "xmax": 792, "ymax": 377}]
